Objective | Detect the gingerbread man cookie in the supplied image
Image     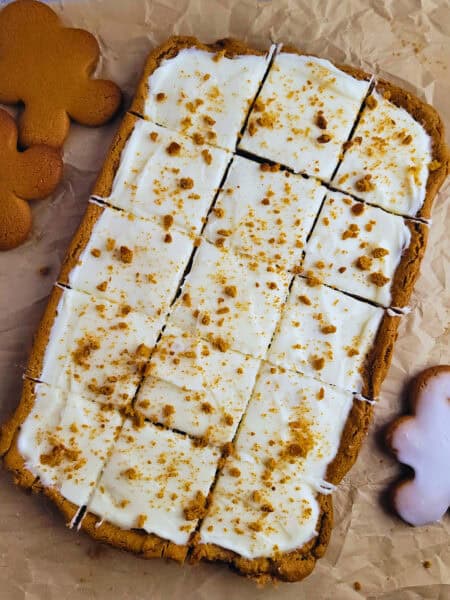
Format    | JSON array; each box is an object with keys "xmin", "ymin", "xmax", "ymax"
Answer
[
  {"xmin": 386, "ymin": 366, "xmax": 450, "ymax": 526},
  {"xmin": 0, "ymin": 109, "xmax": 63, "ymax": 250},
  {"xmin": 0, "ymin": 0, "xmax": 121, "ymax": 148}
]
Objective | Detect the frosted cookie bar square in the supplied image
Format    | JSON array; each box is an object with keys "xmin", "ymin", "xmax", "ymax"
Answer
[
  {"xmin": 235, "ymin": 363, "xmax": 354, "ymax": 489},
  {"xmin": 203, "ymin": 155, "xmax": 326, "ymax": 270},
  {"xmin": 239, "ymin": 51, "xmax": 370, "ymax": 178},
  {"xmin": 333, "ymin": 88, "xmax": 446, "ymax": 218},
  {"xmin": 302, "ymin": 191, "xmax": 427, "ymax": 307},
  {"xmin": 27, "ymin": 287, "xmax": 160, "ymax": 406},
  {"xmin": 169, "ymin": 239, "xmax": 290, "ymax": 358},
  {"xmin": 6, "ymin": 381, "xmax": 122, "ymax": 507},
  {"xmin": 136, "ymin": 324, "xmax": 260, "ymax": 446},
  {"xmin": 268, "ymin": 277, "xmax": 390, "ymax": 394},
  {"xmin": 93, "ymin": 115, "xmax": 230, "ymax": 235},
  {"xmin": 131, "ymin": 36, "xmax": 273, "ymax": 152},
  {"xmin": 87, "ymin": 419, "xmax": 220, "ymax": 545},
  {"xmin": 60, "ymin": 203, "xmax": 193, "ymax": 324},
  {"xmin": 198, "ymin": 456, "xmax": 322, "ymax": 560}
]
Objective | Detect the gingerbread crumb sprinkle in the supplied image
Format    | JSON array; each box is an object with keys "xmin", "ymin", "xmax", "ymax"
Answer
[
  {"xmin": 311, "ymin": 356, "xmax": 325, "ymax": 370},
  {"xmin": 314, "ymin": 111, "xmax": 327, "ymax": 129},
  {"xmin": 179, "ymin": 177, "xmax": 194, "ymax": 189},
  {"xmin": 366, "ymin": 95, "xmax": 377, "ymax": 109},
  {"xmin": 299, "ymin": 295, "xmax": 312, "ymax": 305},
  {"xmin": 372, "ymin": 247, "xmax": 389, "ymax": 258},
  {"xmin": 166, "ymin": 142, "xmax": 181, "ymax": 155},
  {"xmin": 156, "ymin": 92, "xmax": 167, "ymax": 102},
  {"xmin": 353, "ymin": 581, "xmax": 362, "ymax": 591},
  {"xmin": 321, "ymin": 325, "xmax": 337, "ymax": 334},
  {"xmin": 351, "ymin": 203, "xmax": 365, "ymax": 216},
  {"xmin": 136, "ymin": 514, "xmax": 147, "ymax": 529},
  {"xmin": 355, "ymin": 255, "xmax": 373, "ymax": 270},
  {"xmin": 355, "ymin": 174, "xmax": 375, "ymax": 192},
  {"xmin": 317, "ymin": 133, "xmax": 331, "ymax": 143},
  {"xmin": 201, "ymin": 149, "xmax": 212, "ymax": 164},
  {"xmin": 119, "ymin": 246, "xmax": 133, "ymax": 264},
  {"xmin": 369, "ymin": 271, "xmax": 390, "ymax": 287},
  {"xmin": 184, "ymin": 491, "xmax": 207, "ymax": 521},
  {"xmin": 224, "ymin": 285, "xmax": 237, "ymax": 298},
  {"xmin": 163, "ymin": 214, "xmax": 174, "ymax": 230}
]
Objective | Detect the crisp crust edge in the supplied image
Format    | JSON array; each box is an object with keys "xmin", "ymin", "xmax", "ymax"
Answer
[{"xmin": 391, "ymin": 220, "xmax": 428, "ymax": 308}]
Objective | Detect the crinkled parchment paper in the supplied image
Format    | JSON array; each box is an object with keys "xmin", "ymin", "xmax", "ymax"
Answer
[{"xmin": 0, "ymin": 1, "xmax": 448, "ymax": 598}]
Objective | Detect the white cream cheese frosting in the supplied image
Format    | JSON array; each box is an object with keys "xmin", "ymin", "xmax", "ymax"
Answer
[
  {"xmin": 67, "ymin": 205, "xmax": 193, "ymax": 322},
  {"xmin": 239, "ymin": 52, "xmax": 370, "ymax": 179},
  {"xmin": 268, "ymin": 277, "xmax": 384, "ymax": 392},
  {"xmin": 169, "ymin": 239, "xmax": 290, "ymax": 358},
  {"xmin": 39, "ymin": 288, "xmax": 160, "ymax": 406},
  {"xmin": 333, "ymin": 90, "xmax": 433, "ymax": 217},
  {"xmin": 136, "ymin": 324, "xmax": 260, "ymax": 446},
  {"xmin": 302, "ymin": 191, "xmax": 412, "ymax": 306},
  {"xmin": 143, "ymin": 46, "xmax": 272, "ymax": 152},
  {"xmin": 203, "ymin": 155, "xmax": 326, "ymax": 270},
  {"xmin": 18, "ymin": 382, "xmax": 122, "ymax": 507},
  {"xmin": 87, "ymin": 419, "xmax": 220, "ymax": 545},
  {"xmin": 103, "ymin": 119, "xmax": 230, "ymax": 234}
]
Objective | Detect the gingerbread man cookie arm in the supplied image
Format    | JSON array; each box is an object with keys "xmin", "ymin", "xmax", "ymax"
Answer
[
  {"xmin": 387, "ymin": 366, "xmax": 450, "ymax": 526},
  {"xmin": 0, "ymin": 110, "xmax": 63, "ymax": 250}
]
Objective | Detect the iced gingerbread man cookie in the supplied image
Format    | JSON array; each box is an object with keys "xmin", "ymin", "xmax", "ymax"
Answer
[
  {"xmin": 0, "ymin": 109, "xmax": 63, "ymax": 250},
  {"xmin": 386, "ymin": 365, "xmax": 450, "ymax": 526},
  {"xmin": 0, "ymin": 0, "xmax": 121, "ymax": 147}
]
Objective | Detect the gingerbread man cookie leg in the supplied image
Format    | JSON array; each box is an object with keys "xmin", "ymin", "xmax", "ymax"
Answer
[
  {"xmin": 386, "ymin": 366, "xmax": 450, "ymax": 526},
  {"xmin": 0, "ymin": 0, "xmax": 121, "ymax": 148},
  {"xmin": 0, "ymin": 109, "xmax": 63, "ymax": 250}
]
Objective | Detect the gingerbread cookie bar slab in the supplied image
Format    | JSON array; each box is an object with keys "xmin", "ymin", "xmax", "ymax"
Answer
[
  {"xmin": 238, "ymin": 50, "xmax": 371, "ymax": 179},
  {"xmin": 301, "ymin": 191, "xmax": 428, "ymax": 308},
  {"xmin": 130, "ymin": 36, "xmax": 274, "ymax": 152},
  {"xmin": 92, "ymin": 113, "xmax": 231, "ymax": 235},
  {"xmin": 2, "ymin": 34, "xmax": 448, "ymax": 585}
]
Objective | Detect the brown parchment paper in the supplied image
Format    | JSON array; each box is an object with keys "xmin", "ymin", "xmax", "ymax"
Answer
[{"xmin": 0, "ymin": 0, "xmax": 449, "ymax": 597}]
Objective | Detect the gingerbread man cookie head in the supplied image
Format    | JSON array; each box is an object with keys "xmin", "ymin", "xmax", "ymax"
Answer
[
  {"xmin": 0, "ymin": 109, "xmax": 63, "ymax": 250},
  {"xmin": 0, "ymin": 0, "xmax": 121, "ymax": 148},
  {"xmin": 387, "ymin": 366, "xmax": 450, "ymax": 526}
]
